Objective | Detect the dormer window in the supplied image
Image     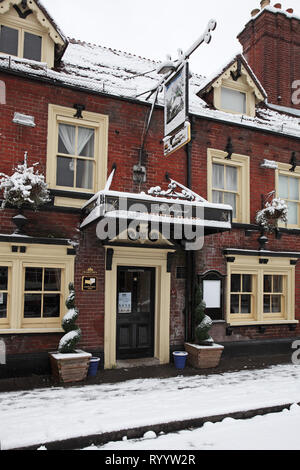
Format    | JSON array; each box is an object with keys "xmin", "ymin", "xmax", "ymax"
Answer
[
  {"xmin": 0, "ymin": 25, "xmax": 18, "ymax": 56},
  {"xmin": 0, "ymin": 0, "xmax": 68, "ymax": 68},
  {"xmin": 197, "ymin": 55, "xmax": 266, "ymax": 118},
  {"xmin": 221, "ymin": 87, "xmax": 246, "ymax": 114},
  {"xmin": 0, "ymin": 24, "xmax": 42, "ymax": 61},
  {"xmin": 24, "ymin": 31, "xmax": 42, "ymax": 61}
]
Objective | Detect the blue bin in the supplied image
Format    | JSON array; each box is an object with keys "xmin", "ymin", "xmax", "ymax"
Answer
[
  {"xmin": 173, "ymin": 351, "xmax": 188, "ymax": 370},
  {"xmin": 88, "ymin": 357, "xmax": 100, "ymax": 376}
]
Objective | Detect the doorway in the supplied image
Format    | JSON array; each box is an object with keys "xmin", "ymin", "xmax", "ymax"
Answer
[{"xmin": 116, "ymin": 266, "xmax": 155, "ymax": 359}]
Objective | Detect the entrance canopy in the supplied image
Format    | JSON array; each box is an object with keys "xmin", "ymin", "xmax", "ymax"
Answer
[{"xmin": 80, "ymin": 170, "xmax": 232, "ymax": 248}]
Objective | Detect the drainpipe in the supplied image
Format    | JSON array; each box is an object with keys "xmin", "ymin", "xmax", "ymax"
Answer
[{"xmin": 184, "ymin": 120, "xmax": 196, "ymax": 342}]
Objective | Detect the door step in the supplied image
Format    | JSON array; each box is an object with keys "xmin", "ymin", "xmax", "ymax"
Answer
[{"xmin": 116, "ymin": 358, "xmax": 160, "ymax": 369}]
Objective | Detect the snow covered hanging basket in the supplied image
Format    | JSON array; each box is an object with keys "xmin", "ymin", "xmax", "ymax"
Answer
[
  {"xmin": 0, "ymin": 152, "xmax": 50, "ymax": 211},
  {"xmin": 256, "ymin": 193, "xmax": 288, "ymax": 232}
]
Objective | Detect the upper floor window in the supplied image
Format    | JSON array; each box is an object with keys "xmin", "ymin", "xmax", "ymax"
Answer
[
  {"xmin": 221, "ymin": 87, "xmax": 246, "ymax": 114},
  {"xmin": 276, "ymin": 162, "xmax": 300, "ymax": 229},
  {"xmin": 278, "ymin": 173, "xmax": 300, "ymax": 226},
  {"xmin": 212, "ymin": 163, "xmax": 238, "ymax": 219},
  {"xmin": 47, "ymin": 105, "xmax": 109, "ymax": 196},
  {"xmin": 207, "ymin": 149, "xmax": 250, "ymax": 224},
  {"xmin": 0, "ymin": 24, "xmax": 42, "ymax": 61},
  {"xmin": 57, "ymin": 123, "xmax": 95, "ymax": 190},
  {"xmin": 196, "ymin": 57, "xmax": 266, "ymax": 118}
]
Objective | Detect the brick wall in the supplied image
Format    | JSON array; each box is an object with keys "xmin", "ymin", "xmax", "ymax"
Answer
[
  {"xmin": 0, "ymin": 66, "xmax": 299, "ymax": 359},
  {"xmin": 238, "ymin": 8, "xmax": 300, "ymax": 109}
]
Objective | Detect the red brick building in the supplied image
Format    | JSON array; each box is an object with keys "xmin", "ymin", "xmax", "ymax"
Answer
[{"xmin": 0, "ymin": 0, "xmax": 299, "ymax": 375}]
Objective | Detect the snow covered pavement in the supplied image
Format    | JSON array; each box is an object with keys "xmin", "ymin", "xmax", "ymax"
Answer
[
  {"xmin": 0, "ymin": 363, "xmax": 300, "ymax": 450},
  {"xmin": 85, "ymin": 404, "xmax": 300, "ymax": 450}
]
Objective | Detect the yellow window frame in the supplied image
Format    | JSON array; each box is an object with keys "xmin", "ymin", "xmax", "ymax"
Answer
[
  {"xmin": 207, "ymin": 149, "xmax": 250, "ymax": 224},
  {"xmin": 276, "ymin": 162, "xmax": 300, "ymax": 229},
  {"xmin": 0, "ymin": 263, "xmax": 11, "ymax": 328},
  {"xmin": 47, "ymin": 104, "xmax": 109, "ymax": 196},
  {"xmin": 0, "ymin": 243, "xmax": 75, "ymax": 334},
  {"xmin": 226, "ymin": 255, "xmax": 297, "ymax": 326}
]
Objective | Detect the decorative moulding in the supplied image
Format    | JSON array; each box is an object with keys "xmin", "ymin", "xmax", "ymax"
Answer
[{"xmin": 212, "ymin": 61, "xmax": 265, "ymax": 102}]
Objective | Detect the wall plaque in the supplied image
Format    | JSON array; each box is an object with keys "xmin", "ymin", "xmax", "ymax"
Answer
[{"xmin": 82, "ymin": 276, "xmax": 97, "ymax": 291}]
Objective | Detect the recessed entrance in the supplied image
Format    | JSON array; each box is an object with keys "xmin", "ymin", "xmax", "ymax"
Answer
[{"xmin": 116, "ymin": 266, "xmax": 155, "ymax": 360}]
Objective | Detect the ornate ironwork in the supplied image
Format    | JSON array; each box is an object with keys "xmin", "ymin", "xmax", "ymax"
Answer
[{"xmin": 148, "ymin": 179, "xmax": 206, "ymax": 203}]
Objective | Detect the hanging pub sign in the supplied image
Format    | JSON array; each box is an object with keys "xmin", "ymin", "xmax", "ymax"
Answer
[{"xmin": 163, "ymin": 61, "xmax": 191, "ymax": 157}]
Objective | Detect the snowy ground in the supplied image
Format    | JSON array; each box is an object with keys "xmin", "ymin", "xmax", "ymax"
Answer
[
  {"xmin": 0, "ymin": 363, "xmax": 300, "ymax": 450},
  {"xmin": 83, "ymin": 404, "xmax": 300, "ymax": 451}
]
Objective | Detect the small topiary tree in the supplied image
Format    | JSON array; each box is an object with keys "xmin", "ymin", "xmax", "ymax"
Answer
[
  {"xmin": 194, "ymin": 285, "xmax": 214, "ymax": 346},
  {"xmin": 58, "ymin": 282, "xmax": 82, "ymax": 353}
]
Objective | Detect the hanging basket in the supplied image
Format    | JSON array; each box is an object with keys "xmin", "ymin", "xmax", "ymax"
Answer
[
  {"xmin": 265, "ymin": 209, "xmax": 285, "ymax": 221},
  {"xmin": 256, "ymin": 197, "xmax": 288, "ymax": 232}
]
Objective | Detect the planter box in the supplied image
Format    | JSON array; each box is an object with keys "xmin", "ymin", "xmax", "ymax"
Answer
[
  {"xmin": 49, "ymin": 350, "xmax": 92, "ymax": 383},
  {"xmin": 184, "ymin": 342, "xmax": 224, "ymax": 369}
]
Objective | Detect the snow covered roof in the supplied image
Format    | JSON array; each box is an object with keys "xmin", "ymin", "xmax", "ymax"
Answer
[{"xmin": 0, "ymin": 37, "xmax": 299, "ymax": 139}]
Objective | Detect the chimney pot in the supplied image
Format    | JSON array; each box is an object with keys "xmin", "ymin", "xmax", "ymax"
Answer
[
  {"xmin": 260, "ymin": 0, "xmax": 270, "ymax": 8},
  {"xmin": 274, "ymin": 3, "xmax": 282, "ymax": 9},
  {"xmin": 286, "ymin": 8, "xmax": 294, "ymax": 14},
  {"xmin": 251, "ymin": 8, "xmax": 260, "ymax": 17}
]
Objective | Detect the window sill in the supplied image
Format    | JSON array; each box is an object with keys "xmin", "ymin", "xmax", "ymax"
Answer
[
  {"xmin": 0, "ymin": 328, "xmax": 64, "ymax": 334},
  {"xmin": 228, "ymin": 320, "xmax": 299, "ymax": 327}
]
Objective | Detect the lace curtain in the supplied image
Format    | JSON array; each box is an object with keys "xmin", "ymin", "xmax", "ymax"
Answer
[
  {"xmin": 212, "ymin": 163, "xmax": 237, "ymax": 217},
  {"xmin": 58, "ymin": 124, "xmax": 94, "ymax": 189}
]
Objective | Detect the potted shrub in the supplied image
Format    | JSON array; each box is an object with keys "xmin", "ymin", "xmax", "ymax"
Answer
[
  {"xmin": 49, "ymin": 282, "xmax": 91, "ymax": 383},
  {"xmin": 184, "ymin": 285, "xmax": 224, "ymax": 369}
]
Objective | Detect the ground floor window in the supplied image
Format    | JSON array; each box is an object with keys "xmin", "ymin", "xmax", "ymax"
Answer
[
  {"xmin": 0, "ymin": 244, "xmax": 74, "ymax": 332},
  {"xmin": 227, "ymin": 255, "xmax": 296, "ymax": 325},
  {"xmin": 0, "ymin": 266, "xmax": 9, "ymax": 320}
]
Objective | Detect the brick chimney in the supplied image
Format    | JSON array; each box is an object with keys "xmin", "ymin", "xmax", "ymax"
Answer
[{"xmin": 237, "ymin": 3, "xmax": 300, "ymax": 109}]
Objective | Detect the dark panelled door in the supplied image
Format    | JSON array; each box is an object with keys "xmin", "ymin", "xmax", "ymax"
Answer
[{"xmin": 116, "ymin": 267, "xmax": 155, "ymax": 359}]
